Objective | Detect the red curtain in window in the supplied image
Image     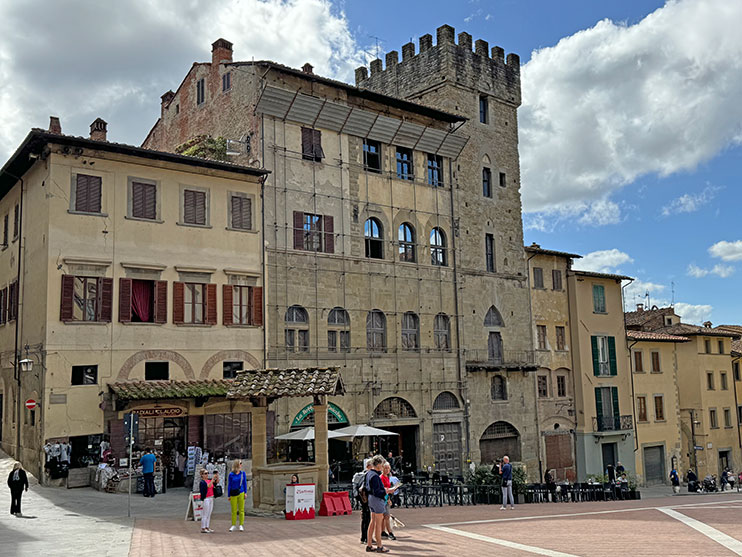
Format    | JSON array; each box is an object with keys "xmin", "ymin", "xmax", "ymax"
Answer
[{"xmin": 132, "ymin": 280, "xmax": 152, "ymax": 322}]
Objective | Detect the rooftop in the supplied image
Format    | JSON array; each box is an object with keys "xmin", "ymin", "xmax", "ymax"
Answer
[
  {"xmin": 624, "ymin": 306, "xmax": 676, "ymax": 328},
  {"xmin": 0, "ymin": 129, "xmax": 269, "ymax": 196},
  {"xmin": 110, "ymin": 379, "xmax": 232, "ymax": 400},
  {"xmin": 625, "ymin": 330, "xmax": 689, "ymax": 342},
  {"xmin": 570, "ymin": 269, "xmax": 633, "ymax": 281},
  {"xmin": 655, "ymin": 323, "xmax": 739, "ymax": 338},
  {"xmin": 227, "ymin": 367, "xmax": 345, "ymax": 400},
  {"xmin": 524, "ymin": 243, "xmax": 582, "ymax": 259}
]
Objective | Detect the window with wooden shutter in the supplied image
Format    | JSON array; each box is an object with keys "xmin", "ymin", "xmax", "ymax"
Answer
[
  {"xmin": 7, "ymin": 282, "xmax": 17, "ymax": 322},
  {"xmin": 60, "ymin": 275, "xmax": 75, "ymax": 322},
  {"xmin": 228, "ymin": 285, "xmax": 253, "ymax": 326},
  {"xmin": 301, "ymin": 127, "xmax": 323, "ymax": 162},
  {"xmin": 323, "ymin": 215, "xmax": 334, "ymax": 254},
  {"xmin": 223, "ymin": 284, "xmax": 233, "ymax": 326},
  {"xmin": 119, "ymin": 278, "xmax": 133, "ymax": 323},
  {"xmin": 230, "ymin": 195, "xmax": 252, "ymax": 230},
  {"xmin": 183, "ymin": 189, "xmax": 207, "ymax": 225},
  {"xmin": 173, "ymin": 281, "xmax": 185, "ymax": 324},
  {"xmin": 154, "ymin": 281, "xmax": 167, "ymax": 324},
  {"xmin": 293, "ymin": 211, "xmax": 304, "ymax": 250},
  {"xmin": 131, "ymin": 182, "xmax": 157, "ymax": 220},
  {"xmin": 13, "ymin": 204, "xmax": 19, "ymax": 239},
  {"xmin": 2, "ymin": 214, "xmax": 7, "ymax": 246},
  {"xmin": 205, "ymin": 283, "xmax": 217, "ymax": 325},
  {"xmin": 99, "ymin": 278, "xmax": 113, "ymax": 322},
  {"xmin": 251, "ymin": 286, "xmax": 263, "ymax": 326},
  {"xmin": 75, "ymin": 174, "xmax": 102, "ymax": 213},
  {"xmin": 0, "ymin": 287, "xmax": 7, "ymax": 325}
]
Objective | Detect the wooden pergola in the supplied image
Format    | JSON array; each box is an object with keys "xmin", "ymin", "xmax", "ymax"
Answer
[{"xmin": 227, "ymin": 367, "xmax": 345, "ymax": 508}]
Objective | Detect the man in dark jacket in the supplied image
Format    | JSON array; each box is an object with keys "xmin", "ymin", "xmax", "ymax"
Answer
[
  {"xmin": 7, "ymin": 462, "xmax": 29, "ymax": 516},
  {"xmin": 353, "ymin": 459, "xmax": 373, "ymax": 544}
]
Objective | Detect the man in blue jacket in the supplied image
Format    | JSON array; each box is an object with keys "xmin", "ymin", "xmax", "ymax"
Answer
[{"xmin": 498, "ymin": 455, "xmax": 514, "ymax": 510}]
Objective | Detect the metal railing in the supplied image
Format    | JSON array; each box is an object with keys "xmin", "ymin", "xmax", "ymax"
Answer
[
  {"xmin": 464, "ymin": 349, "xmax": 536, "ymax": 369},
  {"xmin": 592, "ymin": 415, "xmax": 633, "ymax": 432}
]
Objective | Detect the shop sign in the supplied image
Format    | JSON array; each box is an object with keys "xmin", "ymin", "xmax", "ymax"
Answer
[
  {"xmin": 291, "ymin": 403, "xmax": 348, "ymax": 427},
  {"xmin": 132, "ymin": 407, "xmax": 183, "ymax": 417},
  {"xmin": 285, "ymin": 483, "xmax": 315, "ymax": 520}
]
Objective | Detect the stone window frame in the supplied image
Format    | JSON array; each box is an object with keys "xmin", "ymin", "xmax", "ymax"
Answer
[
  {"xmin": 537, "ymin": 374, "xmax": 549, "ymax": 398},
  {"xmin": 69, "ymin": 169, "xmax": 108, "ymax": 217},
  {"xmin": 126, "ymin": 176, "xmax": 163, "ymax": 223},
  {"xmin": 178, "ymin": 184, "xmax": 211, "ymax": 228},
  {"xmin": 653, "ymin": 394, "xmax": 665, "ymax": 422},
  {"xmin": 226, "ymin": 191, "xmax": 257, "ymax": 233}
]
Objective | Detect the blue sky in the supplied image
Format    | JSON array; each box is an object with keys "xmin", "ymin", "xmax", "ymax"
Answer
[{"xmin": 0, "ymin": 0, "xmax": 739, "ymax": 324}]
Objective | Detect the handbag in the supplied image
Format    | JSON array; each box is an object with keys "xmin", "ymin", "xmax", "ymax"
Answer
[{"xmin": 214, "ymin": 482, "xmax": 223, "ymax": 498}]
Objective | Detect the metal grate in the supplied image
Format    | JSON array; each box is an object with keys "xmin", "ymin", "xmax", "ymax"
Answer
[
  {"xmin": 373, "ymin": 397, "xmax": 417, "ymax": 419},
  {"xmin": 433, "ymin": 391, "xmax": 460, "ymax": 410},
  {"xmin": 480, "ymin": 421, "xmax": 519, "ymax": 440}
]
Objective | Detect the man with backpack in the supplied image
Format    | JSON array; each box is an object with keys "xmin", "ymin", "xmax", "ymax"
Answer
[{"xmin": 353, "ymin": 459, "xmax": 373, "ymax": 544}]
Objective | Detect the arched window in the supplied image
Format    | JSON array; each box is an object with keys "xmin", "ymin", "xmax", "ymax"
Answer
[
  {"xmin": 430, "ymin": 227, "xmax": 447, "ymax": 266},
  {"xmin": 433, "ymin": 391, "xmax": 460, "ymax": 410},
  {"xmin": 401, "ymin": 311, "xmax": 419, "ymax": 351},
  {"xmin": 479, "ymin": 421, "xmax": 521, "ymax": 462},
  {"xmin": 365, "ymin": 218, "xmax": 384, "ymax": 259},
  {"xmin": 327, "ymin": 307, "xmax": 350, "ymax": 353},
  {"xmin": 484, "ymin": 305, "xmax": 504, "ymax": 327},
  {"xmin": 434, "ymin": 313, "xmax": 450, "ymax": 351},
  {"xmin": 373, "ymin": 397, "xmax": 417, "ymax": 419},
  {"xmin": 491, "ymin": 375, "xmax": 507, "ymax": 401},
  {"xmin": 285, "ymin": 305, "xmax": 309, "ymax": 352},
  {"xmin": 366, "ymin": 310, "xmax": 386, "ymax": 352},
  {"xmin": 398, "ymin": 223, "xmax": 415, "ymax": 263}
]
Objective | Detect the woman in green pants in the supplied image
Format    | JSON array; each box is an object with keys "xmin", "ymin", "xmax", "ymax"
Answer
[{"xmin": 227, "ymin": 460, "xmax": 248, "ymax": 532}]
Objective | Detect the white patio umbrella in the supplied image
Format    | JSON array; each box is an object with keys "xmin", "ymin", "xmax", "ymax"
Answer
[
  {"xmin": 274, "ymin": 427, "xmax": 345, "ymax": 441},
  {"xmin": 332, "ymin": 424, "xmax": 399, "ymax": 441}
]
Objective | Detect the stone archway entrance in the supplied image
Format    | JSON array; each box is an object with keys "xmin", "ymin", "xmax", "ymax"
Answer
[
  {"xmin": 479, "ymin": 421, "xmax": 521, "ymax": 464},
  {"xmin": 373, "ymin": 397, "xmax": 418, "ymax": 472}
]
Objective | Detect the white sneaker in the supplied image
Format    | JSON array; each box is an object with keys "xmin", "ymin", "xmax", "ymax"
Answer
[
  {"xmin": 500, "ymin": 506, "xmax": 506, "ymax": 510},
  {"xmin": 509, "ymin": 506, "xmax": 515, "ymax": 510},
  {"xmin": 229, "ymin": 525, "xmax": 237, "ymax": 532},
  {"xmin": 239, "ymin": 525, "xmax": 244, "ymax": 532}
]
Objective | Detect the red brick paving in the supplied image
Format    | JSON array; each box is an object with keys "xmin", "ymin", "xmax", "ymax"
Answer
[{"xmin": 130, "ymin": 493, "xmax": 742, "ymax": 556}]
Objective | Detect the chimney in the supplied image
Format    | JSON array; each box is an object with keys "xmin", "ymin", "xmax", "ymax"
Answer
[
  {"xmin": 161, "ymin": 90, "xmax": 175, "ymax": 117},
  {"xmin": 48, "ymin": 116, "xmax": 62, "ymax": 135},
  {"xmin": 636, "ymin": 303, "xmax": 644, "ymax": 312},
  {"xmin": 301, "ymin": 62, "xmax": 314, "ymax": 75},
  {"xmin": 90, "ymin": 118, "xmax": 108, "ymax": 142},
  {"xmin": 703, "ymin": 321, "xmax": 712, "ymax": 328},
  {"xmin": 211, "ymin": 38, "xmax": 233, "ymax": 65}
]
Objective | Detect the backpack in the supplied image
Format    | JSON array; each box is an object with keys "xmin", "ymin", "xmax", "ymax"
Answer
[{"xmin": 357, "ymin": 471, "xmax": 369, "ymax": 504}]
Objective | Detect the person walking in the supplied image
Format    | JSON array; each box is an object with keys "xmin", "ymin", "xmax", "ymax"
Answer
[
  {"xmin": 139, "ymin": 448, "xmax": 157, "ymax": 498},
  {"xmin": 199, "ymin": 469, "xmax": 216, "ymax": 533},
  {"xmin": 7, "ymin": 462, "xmax": 29, "ymax": 516},
  {"xmin": 366, "ymin": 455, "xmax": 391, "ymax": 553},
  {"xmin": 353, "ymin": 459, "xmax": 372, "ymax": 545},
  {"xmin": 544, "ymin": 469, "xmax": 557, "ymax": 502},
  {"xmin": 606, "ymin": 464, "xmax": 617, "ymax": 500},
  {"xmin": 381, "ymin": 462, "xmax": 398, "ymax": 541},
  {"xmin": 498, "ymin": 455, "xmax": 514, "ymax": 510},
  {"xmin": 227, "ymin": 460, "xmax": 248, "ymax": 532},
  {"xmin": 670, "ymin": 467, "xmax": 680, "ymax": 493}
]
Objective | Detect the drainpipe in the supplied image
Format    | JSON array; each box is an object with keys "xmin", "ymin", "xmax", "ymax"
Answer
[
  {"xmin": 524, "ymin": 250, "xmax": 543, "ymax": 481},
  {"xmin": 621, "ymin": 279, "xmax": 638, "ymax": 457},
  {"xmin": 733, "ymin": 354, "xmax": 741, "ymax": 449}
]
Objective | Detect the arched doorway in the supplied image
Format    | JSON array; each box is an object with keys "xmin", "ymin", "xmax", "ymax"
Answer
[
  {"xmin": 479, "ymin": 421, "xmax": 521, "ymax": 464},
  {"xmin": 288, "ymin": 403, "xmax": 350, "ymax": 465},
  {"xmin": 432, "ymin": 392, "xmax": 463, "ymax": 477},
  {"xmin": 373, "ymin": 397, "xmax": 418, "ymax": 473}
]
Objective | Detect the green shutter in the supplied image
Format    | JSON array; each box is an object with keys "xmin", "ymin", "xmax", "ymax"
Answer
[
  {"xmin": 595, "ymin": 388, "xmax": 603, "ymax": 423},
  {"xmin": 611, "ymin": 387, "xmax": 620, "ymax": 419},
  {"xmin": 591, "ymin": 336, "xmax": 600, "ymax": 376},
  {"xmin": 608, "ymin": 336, "xmax": 617, "ymax": 375},
  {"xmin": 593, "ymin": 284, "xmax": 605, "ymax": 312}
]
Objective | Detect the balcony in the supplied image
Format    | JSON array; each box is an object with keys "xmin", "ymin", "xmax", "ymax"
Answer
[
  {"xmin": 592, "ymin": 415, "xmax": 633, "ymax": 432},
  {"xmin": 465, "ymin": 349, "xmax": 537, "ymax": 372}
]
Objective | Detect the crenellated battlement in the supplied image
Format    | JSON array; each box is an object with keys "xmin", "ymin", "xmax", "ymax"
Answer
[{"xmin": 355, "ymin": 24, "xmax": 520, "ymax": 105}]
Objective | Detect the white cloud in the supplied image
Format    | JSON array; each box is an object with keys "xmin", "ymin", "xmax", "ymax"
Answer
[
  {"xmin": 708, "ymin": 240, "xmax": 742, "ymax": 261},
  {"xmin": 578, "ymin": 199, "xmax": 621, "ymax": 226},
  {"xmin": 573, "ymin": 249, "xmax": 633, "ymax": 274},
  {"xmin": 0, "ymin": 0, "xmax": 364, "ymax": 158},
  {"xmin": 673, "ymin": 302, "xmax": 713, "ymax": 325},
  {"xmin": 687, "ymin": 263, "xmax": 735, "ymax": 278},
  {"xmin": 622, "ymin": 279, "xmax": 666, "ymax": 310},
  {"xmin": 519, "ymin": 0, "xmax": 742, "ymax": 223},
  {"xmin": 661, "ymin": 185, "xmax": 721, "ymax": 216}
]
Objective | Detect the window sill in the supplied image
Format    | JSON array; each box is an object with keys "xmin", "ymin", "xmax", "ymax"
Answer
[
  {"xmin": 593, "ymin": 311, "xmax": 608, "ymax": 315},
  {"xmin": 70, "ymin": 384, "xmax": 99, "ymax": 387},
  {"xmin": 125, "ymin": 215, "xmax": 164, "ymax": 224},
  {"xmin": 650, "ymin": 371, "xmax": 663, "ymax": 374},
  {"xmin": 121, "ymin": 322, "xmax": 162, "ymax": 326},
  {"xmin": 226, "ymin": 227, "xmax": 258, "ymax": 234},
  {"xmin": 532, "ymin": 286, "xmax": 546, "ymax": 290},
  {"xmin": 491, "ymin": 399, "xmax": 509, "ymax": 404},
  {"xmin": 61, "ymin": 321, "xmax": 109, "ymax": 325},
  {"xmin": 175, "ymin": 323, "xmax": 214, "ymax": 328},
  {"xmin": 637, "ymin": 420, "xmax": 649, "ymax": 424},
  {"xmin": 177, "ymin": 222, "xmax": 212, "ymax": 229},
  {"xmin": 654, "ymin": 420, "xmax": 667, "ymax": 423},
  {"xmin": 554, "ymin": 349, "xmax": 569, "ymax": 353},
  {"xmin": 724, "ymin": 426, "xmax": 733, "ymax": 429},
  {"xmin": 535, "ymin": 348, "xmax": 550, "ymax": 353},
  {"xmin": 68, "ymin": 210, "xmax": 109, "ymax": 217},
  {"xmin": 225, "ymin": 324, "xmax": 260, "ymax": 328}
]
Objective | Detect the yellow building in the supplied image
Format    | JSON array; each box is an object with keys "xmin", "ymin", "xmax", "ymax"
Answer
[
  {"xmin": 568, "ymin": 270, "xmax": 635, "ymax": 480},
  {"xmin": 625, "ymin": 308, "xmax": 741, "ymax": 480},
  {"xmin": 0, "ymin": 121, "xmax": 267, "ymax": 481},
  {"xmin": 626, "ymin": 329, "xmax": 686, "ymax": 486}
]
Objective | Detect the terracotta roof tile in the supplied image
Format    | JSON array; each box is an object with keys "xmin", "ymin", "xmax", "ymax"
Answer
[
  {"xmin": 110, "ymin": 379, "xmax": 232, "ymax": 400},
  {"xmin": 626, "ymin": 330, "xmax": 689, "ymax": 342},
  {"xmin": 624, "ymin": 307, "xmax": 675, "ymax": 327},
  {"xmin": 227, "ymin": 367, "xmax": 345, "ymax": 399},
  {"xmin": 570, "ymin": 269, "xmax": 633, "ymax": 281},
  {"xmin": 655, "ymin": 323, "xmax": 737, "ymax": 338}
]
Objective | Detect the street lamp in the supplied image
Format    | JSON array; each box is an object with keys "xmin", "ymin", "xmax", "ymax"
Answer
[
  {"xmin": 15, "ymin": 348, "xmax": 35, "ymax": 459},
  {"xmin": 19, "ymin": 358, "xmax": 33, "ymax": 373}
]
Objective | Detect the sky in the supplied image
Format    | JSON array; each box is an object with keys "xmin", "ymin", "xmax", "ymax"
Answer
[{"xmin": 0, "ymin": 0, "xmax": 740, "ymax": 325}]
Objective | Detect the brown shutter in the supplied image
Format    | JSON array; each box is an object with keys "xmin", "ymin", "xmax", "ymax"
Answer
[
  {"xmin": 89, "ymin": 176, "xmax": 102, "ymax": 213},
  {"xmin": 301, "ymin": 127, "xmax": 312, "ymax": 159},
  {"xmin": 75, "ymin": 174, "xmax": 89, "ymax": 212},
  {"xmin": 323, "ymin": 215, "xmax": 334, "ymax": 254},
  {"xmin": 251, "ymin": 286, "xmax": 263, "ymax": 326},
  {"xmin": 194, "ymin": 191, "xmax": 206, "ymax": 225},
  {"xmin": 313, "ymin": 129, "xmax": 323, "ymax": 159},
  {"xmin": 206, "ymin": 283, "xmax": 217, "ymax": 325},
  {"xmin": 154, "ymin": 281, "xmax": 168, "ymax": 324},
  {"xmin": 223, "ymin": 284, "xmax": 233, "ymax": 326},
  {"xmin": 99, "ymin": 277, "xmax": 113, "ymax": 322},
  {"xmin": 244, "ymin": 198, "xmax": 252, "ymax": 230},
  {"xmin": 60, "ymin": 275, "xmax": 75, "ymax": 322},
  {"xmin": 230, "ymin": 195, "xmax": 242, "ymax": 229},
  {"xmin": 293, "ymin": 211, "xmax": 303, "ymax": 250},
  {"xmin": 0, "ymin": 287, "xmax": 6, "ymax": 325},
  {"xmin": 173, "ymin": 281, "xmax": 185, "ymax": 324},
  {"xmin": 119, "ymin": 278, "xmax": 132, "ymax": 323},
  {"xmin": 183, "ymin": 189, "xmax": 195, "ymax": 223}
]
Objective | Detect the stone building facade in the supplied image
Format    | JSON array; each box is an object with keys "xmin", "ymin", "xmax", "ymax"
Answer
[
  {"xmin": 144, "ymin": 28, "xmax": 538, "ymax": 478},
  {"xmin": 0, "ymin": 122, "xmax": 266, "ymax": 480}
]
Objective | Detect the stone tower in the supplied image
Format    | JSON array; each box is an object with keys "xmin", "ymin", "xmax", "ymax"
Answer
[{"xmin": 357, "ymin": 25, "xmax": 538, "ymax": 471}]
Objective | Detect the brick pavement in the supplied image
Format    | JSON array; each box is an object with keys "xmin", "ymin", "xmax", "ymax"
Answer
[{"xmin": 130, "ymin": 493, "xmax": 742, "ymax": 557}]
